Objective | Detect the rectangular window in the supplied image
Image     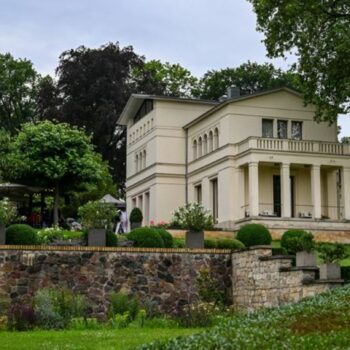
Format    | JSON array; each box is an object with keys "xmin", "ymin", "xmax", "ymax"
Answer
[
  {"xmin": 211, "ymin": 179, "xmax": 218, "ymax": 223},
  {"xmin": 291, "ymin": 121, "xmax": 302, "ymax": 140},
  {"xmin": 277, "ymin": 120, "xmax": 288, "ymax": 139},
  {"xmin": 262, "ymin": 119, "xmax": 274, "ymax": 138},
  {"xmin": 195, "ymin": 184, "xmax": 202, "ymax": 204}
]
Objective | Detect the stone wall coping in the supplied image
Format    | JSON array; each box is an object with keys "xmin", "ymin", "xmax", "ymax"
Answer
[
  {"xmin": 259, "ymin": 255, "xmax": 294, "ymax": 261},
  {"xmin": 314, "ymin": 279, "xmax": 344, "ymax": 284},
  {"xmin": 279, "ymin": 266, "xmax": 319, "ymax": 272},
  {"xmin": 248, "ymin": 245, "xmax": 273, "ymax": 250},
  {"xmin": 0, "ymin": 244, "xmax": 232, "ymax": 255}
]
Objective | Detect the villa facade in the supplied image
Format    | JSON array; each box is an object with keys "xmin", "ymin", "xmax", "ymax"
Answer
[{"xmin": 118, "ymin": 87, "xmax": 350, "ymax": 233}]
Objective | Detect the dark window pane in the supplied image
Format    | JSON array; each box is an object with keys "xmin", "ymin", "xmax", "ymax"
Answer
[{"xmin": 262, "ymin": 119, "xmax": 273, "ymax": 138}]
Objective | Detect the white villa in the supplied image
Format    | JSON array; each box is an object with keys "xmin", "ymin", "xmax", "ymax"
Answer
[{"xmin": 118, "ymin": 87, "xmax": 350, "ymax": 234}]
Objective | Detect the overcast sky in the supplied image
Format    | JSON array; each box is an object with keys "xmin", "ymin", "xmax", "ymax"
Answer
[{"xmin": 0, "ymin": 0, "xmax": 349, "ymax": 136}]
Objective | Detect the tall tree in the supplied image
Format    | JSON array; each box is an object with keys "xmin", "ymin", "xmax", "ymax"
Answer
[
  {"xmin": 0, "ymin": 53, "xmax": 40, "ymax": 134},
  {"xmin": 4, "ymin": 121, "xmax": 109, "ymax": 225},
  {"xmin": 133, "ymin": 60, "xmax": 198, "ymax": 97},
  {"xmin": 194, "ymin": 61, "xmax": 300, "ymax": 100},
  {"xmin": 37, "ymin": 43, "xmax": 145, "ymax": 192},
  {"xmin": 248, "ymin": 0, "xmax": 350, "ymax": 122}
]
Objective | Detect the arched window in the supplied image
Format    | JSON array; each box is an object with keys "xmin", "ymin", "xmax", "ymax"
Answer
[
  {"xmin": 135, "ymin": 154, "xmax": 139, "ymax": 172},
  {"xmin": 193, "ymin": 139, "xmax": 197, "ymax": 160},
  {"xmin": 203, "ymin": 134, "xmax": 208, "ymax": 155},
  {"xmin": 208, "ymin": 130, "xmax": 213, "ymax": 152},
  {"xmin": 198, "ymin": 137, "xmax": 203, "ymax": 157},
  {"xmin": 143, "ymin": 150, "xmax": 146, "ymax": 169},
  {"xmin": 214, "ymin": 128, "xmax": 219, "ymax": 150}
]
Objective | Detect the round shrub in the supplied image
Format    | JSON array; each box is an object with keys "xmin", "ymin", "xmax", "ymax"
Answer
[
  {"xmin": 106, "ymin": 230, "xmax": 118, "ymax": 247},
  {"xmin": 127, "ymin": 228, "xmax": 164, "ymax": 248},
  {"xmin": 236, "ymin": 224, "xmax": 272, "ymax": 247},
  {"xmin": 154, "ymin": 228, "xmax": 173, "ymax": 248},
  {"xmin": 216, "ymin": 239, "xmax": 245, "ymax": 250},
  {"xmin": 281, "ymin": 230, "xmax": 314, "ymax": 254},
  {"xmin": 5, "ymin": 224, "xmax": 37, "ymax": 245},
  {"xmin": 129, "ymin": 208, "xmax": 143, "ymax": 223},
  {"xmin": 204, "ymin": 239, "xmax": 217, "ymax": 249}
]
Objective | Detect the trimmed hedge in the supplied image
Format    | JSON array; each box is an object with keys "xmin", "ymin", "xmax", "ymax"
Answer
[
  {"xmin": 129, "ymin": 208, "xmax": 143, "ymax": 223},
  {"xmin": 127, "ymin": 227, "xmax": 164, "ymax": 248},
  {"xmin": 154, "ymin": 228, "xmax": 174, "ymax": 248},
  {"xmin": 204, "ymin": 239, "xmax": 217, "ymax": 249},
  {"xmin": 216, "ymin": 239, "xmax": 245, "ymax": 250},
  {"xmin": 236, "ymin": 224, "xmax": 272, "ymax": 247},
  {"xmin": 5, "ymin": 224, "xmax": 37, "ymax": 245},
  {"xmin": 281, "ymin": 230, "xmax": 314, "ymax": 254},
  {"xmin": 106, "ymin": 230, "xmax": 118, "ymax": 247}
]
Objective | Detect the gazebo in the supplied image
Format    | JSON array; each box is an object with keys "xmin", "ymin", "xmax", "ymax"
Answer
[{"xmin": 100, "ymin": 194, "xmax": 126, "ymax": 209}]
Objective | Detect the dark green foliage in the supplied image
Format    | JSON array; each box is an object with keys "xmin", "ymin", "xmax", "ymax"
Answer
[
  {"xmin": 173, "ymin": 238, "xmax": 185, "ymax": 248},
  {"xmin": 108, "ymin": 292, "xmax": 140, "ymax": 321},
  {"xmin": 216, "ymin": 239, "xmax": 245, "ymax": 250},
  {"xmin": 127, "ymin": 228, "xmax": 164, "ymax": 248},
  {"xmin": 236, "ymin": 224, "xmax": 272, "ymax": 247},
  {"xmin": 154, "ymin": 228, "xmax": 173, "ymax": 248},
  {"xmin": 341, "ymin": 267, "xmax": 350, "ymax": 283},
  {"xmin": 281, "ymin": 230, "xmax": 315, "ymax": 254},
  {"xmin": 318, "ymin": 243, "xmax": 348, "ymax": 264},
  {"xmin": 5, "ymin": 224, "xmax": 37, "ymax": 245},
  {"xmin": 106, "ymin": 230, "xmax": 118, "ymax": 247},
  {"xmin": 130, "ymin": 208, "xmax": 143, "ymax": 223},
  {"xmin": 204, "ymin": 239, "xmax": 217, "ymax": 249},
  {"xmin": 272, "ymin": 247, "xmax": 288, "ymax": 256}
]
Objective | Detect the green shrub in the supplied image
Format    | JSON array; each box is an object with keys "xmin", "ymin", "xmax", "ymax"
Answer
[
  {"xmin": 78, "ymin": 201, "xmax": 117, "ymax": 230},
  {"xmin": 272, "ymin": 247, "xmax": 288, "ymax": 256},
  {"xmin": 154, "ymin": 228, "xmax": 174, "ymax": 248},
  {"xmin": 130, "ymin": 207, "xmax": 143, "ymax": 223},
  {"xmin": 171, "ymin": 203, "xmax": 214, "ymax": 232},
  {"xmin": 106, "ymin": 230, "xmax": 118, "ymax": 247},
  {"xmin": 236, "ymin": 224, "xmax": 272, "ymax": 247},
  {"xmin": 5, "ymin": 224, "xmax": 37, "ymax": 245},
  {"xmin": 108, "ymin": 292, "xmax": 140, "ymax": 322},
  {"xmin": 37, "ymin": 227, "xmax": 84, "ymax": 244},
  {"xmin": 204, "ymin": 239, "xmax": 217, "ymax": 249},
  {"xmin": 318, "ymin": 243, "xmax": 348, "ymax": 264},
  {"xmin": 173, "ymin": 238, "xmax": 185, "ymax": 248},
  {"xmin": 281, "ymin": 230, "xmax": 314, "ymax": 254},
  {"xmin": 7, "ymin": 304, "xmax": 35, "ymax": 331},
  {"xmin": 0, "ymin": 197, "xmax": 17, "ymax": 225},
  {"xmin": 127, "ymin": 227, "xmax": 164, "ymax": 248},
  {"xmin": 216, "ymin": 239, "xmax": 245, "ymax": 250}
]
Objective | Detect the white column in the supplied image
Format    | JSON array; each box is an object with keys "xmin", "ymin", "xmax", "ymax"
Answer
[
  {"xmin": 327, "ymin": 169, "xmax": 338, "ymax": 219},
  {"xmin": 342, "ymin": 167, "xmax": 350, "ymax": 220},
  {"xmin": 233, "ymin": 166, "xmax": 245, "ymax": 220},
  {"xmin": 249, "ymin": 162, "xmax": 259, "ymax": 217},
  {"xmin": 201, "ymin": 177, "xmax": 210, "ymax": 211},
  {"xmin": 281, "ymin": 163, "xmax": 291, "ymax": 218},
  {"xmin": 311, "ymin": 165, "xmax": 322, "ymax": 219},
  {"xmin": 218, "ymin": 167, "xmax": 235, "ymax": 224}
]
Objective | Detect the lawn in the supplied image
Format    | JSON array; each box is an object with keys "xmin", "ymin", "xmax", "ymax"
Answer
[
  {"xmin": 0, "ymin": 327, "xmax": 201, "ymax": 350},
  {"xmin": 141, "ymin": 286, "xmax": 350, "ymax": 350}
]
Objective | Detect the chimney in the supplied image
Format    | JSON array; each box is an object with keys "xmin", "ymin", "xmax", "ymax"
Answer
[{"xmin": 227, "ymin": 86, "xmax": 240, "ymax": 99}]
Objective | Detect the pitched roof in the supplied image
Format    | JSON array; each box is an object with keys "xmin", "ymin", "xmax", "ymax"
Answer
[{"xmin": 183, "ymin": 87, "xmax": 302, "ymax": 129}]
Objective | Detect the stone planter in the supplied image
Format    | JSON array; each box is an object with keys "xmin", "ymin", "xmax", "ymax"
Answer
[
  {"xmin": 296, "ymin": 251, "xmax": 317, "ymax": 267},
  {"xmin": 319, "ymin": 263, "xmax": 341, "ymax": 280},
  {"xmin": 88, "ymin": 228, "xmax": 106, "ymax": 247},
  {"xmin": 130, "ymin": 222, "xmax": 142, "ymax": 230},
  {"xmin": 0, "ymin": 223, "xmax": 5, "ymax": 245},
  {"xmin": 185, "ymin": 230, "xmax": 204, "ymax": 249}
]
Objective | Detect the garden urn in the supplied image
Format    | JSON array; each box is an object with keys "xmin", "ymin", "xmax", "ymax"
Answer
[
  {"xmin": 88, "ymin": 228, "xmax": 106, "ymax": 247},
  {"xmin": 185, "ymin": 230, "xmax": 204, "ymax": 249},
  {"xmin": 296, "ymin": 251, "xmax": 317, "ymax": 267},
  {"xmin": 319, "ymin": 263, "xmax": 341, "ymax": 280}
]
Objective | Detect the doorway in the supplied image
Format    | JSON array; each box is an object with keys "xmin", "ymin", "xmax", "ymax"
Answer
[{"xmin": 274, "ymin": 175, "xmax": 295, "ymax": 218}]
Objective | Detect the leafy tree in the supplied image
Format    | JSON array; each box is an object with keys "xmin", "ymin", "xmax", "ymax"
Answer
[
  {"xmin": 133, "ymin": 60, "xmax": 198, "ymax": 97},
  {"xmin": 4, "ymin": 120, "xmax": 109, "ymax": 225},
  {"xmin": 0, "ymin": 53, "xmax": 41, "ymax": 134},
  {"xmin": 37, "ymin": 43, "xmax": 145, "ymax": 191},
  {"xmin": 248, "ymin": 0, "xmax": 350, "ymax": 123},
  {"xmin": 194, "ymin": 61, "xmax": 300, "ymax": 100}
]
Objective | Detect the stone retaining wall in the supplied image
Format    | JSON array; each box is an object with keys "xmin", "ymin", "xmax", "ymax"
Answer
[
  {"xmin": 0, "ymin": 246, "xmax": 231, "ymax": 319},
  {"xmin": 0, "ymin": 245, "xmax": 343, "ymax": 318}
]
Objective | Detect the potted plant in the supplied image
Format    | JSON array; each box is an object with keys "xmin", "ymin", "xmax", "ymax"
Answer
[
  {"xmin": 0, "ymin": 197, "xmax": 17, "ymax": 245},
  {"xmin": 129, "ymin": 207, "xmax": 143, "ymax": 230},
  {"xmin": 281, "ymin": 230, "xmax": 316, "ymax": 267},
  {"xmin": 318, "ymin": 243, "xmax": 348, "ymax": 280},
  {"xmin": 78, "ymin": 200, "xmax": 117, "ymax": 246},
  {"xmin": 171, "ymin": 203, "xmax": 213, "ymax": 248}
]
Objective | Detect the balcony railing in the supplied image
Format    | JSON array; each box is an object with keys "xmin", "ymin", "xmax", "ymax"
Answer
[{"xmin": 238, "ymin": 137, "xmax": 350, "ymax": 155}]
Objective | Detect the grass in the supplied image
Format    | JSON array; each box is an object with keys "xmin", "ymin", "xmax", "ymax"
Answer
[
  {"xmin": 0, "ymin": 327, "xmax": 200, "ymax": 350},
  {"xmin": 140, "ymin": 286, "xmax": 350, "ymax": 349}
]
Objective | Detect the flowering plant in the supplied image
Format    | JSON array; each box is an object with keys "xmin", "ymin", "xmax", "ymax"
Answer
[{"xmin": 0, "ymin": 197, "xmax": 17, "ymax": 226}]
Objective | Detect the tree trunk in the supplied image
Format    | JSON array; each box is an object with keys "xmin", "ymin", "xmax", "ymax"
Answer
[{"xmin": 53, "ymin": 182, "xmax": 59, "ymax": 226}]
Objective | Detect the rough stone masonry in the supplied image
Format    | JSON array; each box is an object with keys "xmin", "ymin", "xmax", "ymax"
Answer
[{"xmin": 0, "ymin": 246, "xmax": 342, "ymax": 319}]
